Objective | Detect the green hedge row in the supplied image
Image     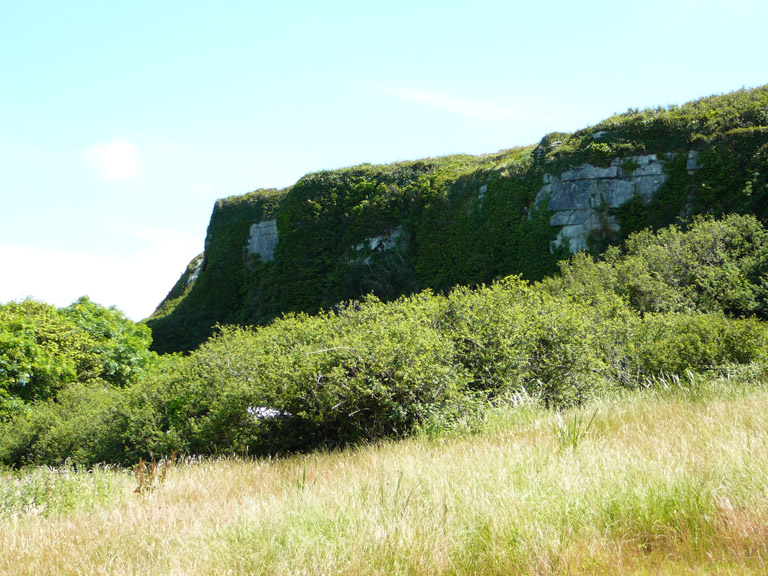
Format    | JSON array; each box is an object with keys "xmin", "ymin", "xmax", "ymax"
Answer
[{"xmin": 3, "ymin": 216, "xmax": 767, "ymax": 468}]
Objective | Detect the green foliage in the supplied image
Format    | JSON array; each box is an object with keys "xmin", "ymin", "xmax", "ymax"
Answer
[
  {"xmin": 1, "ymin": 462, "xmax": 123, "ymax": 517},
  {"xmin": 412, "ymin": 158, "xmax": 563, "ymax": 291},
  {"xmin": 0, "ymin": 298, "xmax": 159, "ymax": 467},
  {"xmin": 63, "ymin": 297, "xmax": 153, "ymax": 387},
  {"xmin": 631, "ymin": 313, "xmax": 767, "ymax": 377},
  {"xmin": 0, "ymin": 353, "xmax": 189, "ymax": 469},
  {"xmin": 551, "ymin": 214, "xmax": 768, "ymax": 319},
  {"xmin": 0, "ymin": 297, "xmax": 154, "ymax": 419},
  {"xmin": 693, "ymin": 127, "xmax": 768, "ymax": 219},
  {"xmin": 173, "ymin": 294, "xmax": 474, "ymax": 455},
  {"xmin": 545, "ymin": 85, "xmax": 768, "ymax": 168},
  {"xmin": 148, "ymin": 85, "xmax": 768, "ymax": 354},
  {"xmin": 0, "ymin": 383, "xmax": 128, "ymax": 468},
  {"xmin": 440, "ymin": 279, "xmax": 615, "ymax": 407},
  {"xmin": 0, "ymin": 300, "xmax": 93, "ymax": 406}
]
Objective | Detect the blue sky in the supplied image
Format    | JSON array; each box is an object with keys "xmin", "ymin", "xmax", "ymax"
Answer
[{"xmin": 2, "ymin": 0, "xmax": 767, "ymax": 320}]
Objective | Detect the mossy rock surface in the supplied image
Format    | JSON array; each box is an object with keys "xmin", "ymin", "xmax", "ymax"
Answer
[{"xmin": 147, "ymin": 85, "xmax": 768, "ymax": 353}]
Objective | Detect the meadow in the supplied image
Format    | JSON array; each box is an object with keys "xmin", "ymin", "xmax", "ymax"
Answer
[{"xmin": 3, "ymin": 368, "xmax": 767, "ymax": 575}]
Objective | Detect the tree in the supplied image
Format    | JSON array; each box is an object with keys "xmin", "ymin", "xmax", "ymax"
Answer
[{"xmin": 0, "ymin": 297, "xmax": 154, "ymax": 419}]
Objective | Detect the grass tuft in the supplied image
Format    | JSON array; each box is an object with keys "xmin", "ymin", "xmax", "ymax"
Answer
[{"xmin": 554, "ymin": 407, "xmax": 598, "ymax": 450}]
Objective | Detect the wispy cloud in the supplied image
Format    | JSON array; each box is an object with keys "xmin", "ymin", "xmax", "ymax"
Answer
[
  {"xmin": 83, "ymin": 138, "xmax": 139, "ymax": 181},
  {"xmin": 363, "ymin": 81, "xmax": 519, "ymax": 121}
]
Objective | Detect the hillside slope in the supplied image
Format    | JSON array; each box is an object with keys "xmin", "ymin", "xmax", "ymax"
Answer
[{"xmin": 147, "ymin": 85, "xmax": 768, "ymax": 353}]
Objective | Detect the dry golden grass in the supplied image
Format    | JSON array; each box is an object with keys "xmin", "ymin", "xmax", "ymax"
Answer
[{"xmin": 2, "ymin": 381, "xmax": 768, "ymax": 575}]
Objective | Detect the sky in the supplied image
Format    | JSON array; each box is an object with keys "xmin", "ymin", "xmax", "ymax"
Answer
[{"xmin": 2, "ymin": 0, "xmax": 767, "ymax": 321}]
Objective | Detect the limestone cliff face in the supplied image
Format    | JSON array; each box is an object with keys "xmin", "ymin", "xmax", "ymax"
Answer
[
  {"xmin": 535, "ymin": 152, "xmax": 699, "ymax": 252},
  {"xmin": 246, "ymin": 219, "xmax": 279, "ymax": 262},
  {"xmin": 147, "ymin": 85, "xmax": 768, "ymax": 353}
]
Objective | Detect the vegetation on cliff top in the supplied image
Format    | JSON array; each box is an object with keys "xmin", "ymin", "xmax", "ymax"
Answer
[{"xmin": 147, "ymin": 85, "xmax": 768, "ymax": 354}]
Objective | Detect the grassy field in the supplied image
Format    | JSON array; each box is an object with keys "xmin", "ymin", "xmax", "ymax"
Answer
[{"xmin": 3, "ymin": 371, "xmax": 768, "ymax": 575}]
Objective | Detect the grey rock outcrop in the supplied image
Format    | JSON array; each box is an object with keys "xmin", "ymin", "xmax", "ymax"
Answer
[
  {"xmin": 186, "ymin": 257, "xmax": 203, "ymax": 288},
  {"xmin": 534, "ymin": 154, "xmax": 679, "ymax": 252},
  {"xmin": 686, "ymin": 150, "xmax": 700, "ymax": 174},
  {"xmin": 355, "ymin": 226, "xmax": 404, "ymax": 253},
  {"xmin": 351, "ymin": 227, "xmax": 405, "ymax": 264},
  {"xmin": 247, "ymin": 219, "xmax": 279, "ymax": 262}
]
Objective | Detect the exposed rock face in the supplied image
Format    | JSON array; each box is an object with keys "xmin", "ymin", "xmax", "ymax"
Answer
[
  {"xmin": 478, "ymin": 184, "xmax": 488, "ymax": 208},
  {"xmin": 355, "ymin": 226, "xmax": 404, "ymax": 253},
  {"xmin": 186, "ymin": 257, "xmax": 203, "ymax": 287},
  {"xmin": 535, "ymin": 154, "xmax": 675, "ymax": 252},
  {"xmin": 352, "ymin": 227, "xmax": 405, "ymax": 264},
  {"xmin": 247, "ymin": 219, "xmax": 279, "ymax": 262},
  {"xmin": 686, "ymin": 150, "xmax": 700, "ymax": 174}
]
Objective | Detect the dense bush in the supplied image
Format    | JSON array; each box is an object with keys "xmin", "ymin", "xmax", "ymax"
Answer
[
  {"xmin": 0, "ymin": 300, "xmax": 95, "ymax": 409},
  {"xmin": 0, "ymin": 383, "xmax": 127, "ymax": 467},
  {"xmin": 0, "ymin": 352, "xmax": 190, "ymax": 468},
  {"xmin": 0, "ymin": 298, "xmax": 153, "ymax": 419},
  {"xmin": 440, "ymin": 279, "xmax": 616, "ymax": 407},
  {"xmin": 62, "ymin": 297, "xmax": 154, "ymax": 387},
  {"xmin": 548, "ymin": 214, "xmax": 768, "ymax": 318},
  {"xmin": 631, "ymin": 313, "xmax": 767, "ymax": 377},
  {"xmin": 175, "ymin": 296, "xmax": 473, "ymax": 455},
  {"xmin": 0, "ymin": 298, "xmax": 158, "ymax": 467}
]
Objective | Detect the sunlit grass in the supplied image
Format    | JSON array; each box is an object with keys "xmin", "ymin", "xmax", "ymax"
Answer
[{"xmin": 2, "ymin": 372, "xmax": 768, "ymax": 575}]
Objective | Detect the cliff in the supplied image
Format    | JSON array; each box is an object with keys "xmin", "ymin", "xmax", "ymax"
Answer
[{"xmin": 147, "ymin": 85, "xmax": 768, "ymax": 353}]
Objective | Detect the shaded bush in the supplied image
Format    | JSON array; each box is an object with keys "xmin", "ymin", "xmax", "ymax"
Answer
[
  {"xmin": 0, "ymin": 384, "xmax": 127, "ymax": 468},
  {"xmin": 631, "ymin": 313, "xmax": 767, "ymax": 377},
  {"xmin": 176, "ymin": 295, "xmax": 473, "ymax": 455}
]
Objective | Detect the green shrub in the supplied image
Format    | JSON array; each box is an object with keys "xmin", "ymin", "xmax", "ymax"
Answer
[
  {"xmin": 0, "ymin": 300, "xmax": 94, "ymax": 404},
  {"xmin": 0, "ymin": 297, "xmax": 154, "ymax": 412},
  {"xmin": 441, "ymin": 278, "xmax": 616, "ymax": 407},
  {"xmin": 63, "ymin": 297, "xmax": 153, "ymax": 387},
  {"xmin": 0, "ymin": 384, "xmax": 127, "ymax": 468},
  {"xmin": 552, "ymin": 214, "xmax": 768, "ymax": 319},
  {"xmin": 630, "ymin": 313, "xmax": 767, "ymax": 378},
  {"xmin": 178, "ymin": 294, "xmax": 473, "ymax": 455}
]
